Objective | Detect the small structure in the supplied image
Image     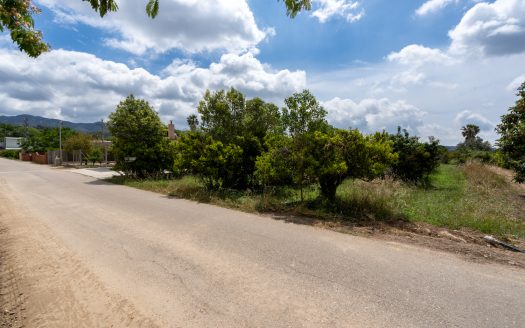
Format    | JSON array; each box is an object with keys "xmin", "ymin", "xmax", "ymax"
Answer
[
  {"xmin": 4, "ymin": 137, "xmax": 23, "ymax": 150},
  {"xmin": 167, "ymin": 121, "xmax": 178, "ymax": 140}
]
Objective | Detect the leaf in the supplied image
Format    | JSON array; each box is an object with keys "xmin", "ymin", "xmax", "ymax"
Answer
[{"xmin": 146, "ymin": 0, "xmax": 159, "ymax": 18}]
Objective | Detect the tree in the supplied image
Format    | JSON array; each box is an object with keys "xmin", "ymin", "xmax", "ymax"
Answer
[
  {"xmin": 63, "ymin": 133, "xmax": 93, "ymax": 155},
  {"xmin": 496, "ymin": 81, "xmax": 525, "ymax": 183},
  {"xmin": 2, "ymin": 0, "xmax": 311, "ymax": 58},
  {"xmin": 21, "ymin": 126, "xmax": 76, "ymax": 152},
  {"xmin": 461, "ymin": 124, "xmax": 480, "ymax": 140},
  {"xmin": 281, "ymin": 90, "xmax": 328, "ymax": 201},
  {"xmin": 457, "ymin": 124, "xmax": 491, "ymax": 151},
  {"xmin": 308, "ymin": 129, "xmax": 395, "ymax": 202},
  {"xmin": 174, "ymin": 132, "xmax": 243, "ymax": 190},
  {"xmin": 176, "ymin": 89, "xmax": 281, "ymax": 190},
  {"xmin": 186, "ymin": 114, "xmax": 199, "ymax": 132},
  {"xmin": 107, "ymin": 94, "xmax": 174, "ymax": 177},
  {"xmin": 390, "ymin": 128, "xmax": 441, "ymax": 185},
  {"xmin": 87, "ymin": 146, "xmax": 103, "ymax": 165}
]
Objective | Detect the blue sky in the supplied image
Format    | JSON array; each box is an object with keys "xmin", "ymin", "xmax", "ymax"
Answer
[{"xmin": 1, "ymin": 0, "xmax": 525, "ymax": 144}]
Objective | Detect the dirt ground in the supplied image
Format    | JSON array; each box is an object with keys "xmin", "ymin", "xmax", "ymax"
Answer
[{"xmin": 0, "ymin": 184, "xmax": 158, "ymax": 328}]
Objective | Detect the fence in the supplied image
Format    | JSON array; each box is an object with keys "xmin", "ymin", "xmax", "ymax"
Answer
[{"xmin": 47, "ymin": 149, "xmax": 115, "ymax": 166}]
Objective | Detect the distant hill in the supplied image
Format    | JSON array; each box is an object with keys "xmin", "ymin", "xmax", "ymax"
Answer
[{"xmin": 0, "ymin": 114, "xmax": 104, "ymax": 134}]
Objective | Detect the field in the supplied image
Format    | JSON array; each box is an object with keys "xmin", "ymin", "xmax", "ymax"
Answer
[{"xmin": 109, "ymin": 163, "xmax": 525, "ymax": 240}]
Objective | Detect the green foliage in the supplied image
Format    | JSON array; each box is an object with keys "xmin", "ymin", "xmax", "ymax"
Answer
[
  {"xmin": 107, "ymin": 94, "xmax": 174, "ymax": 177},
  {"xmin": 82, "ymin": 0, "xmax": 118, "ymax": 17},
  {"xmin": 63, "ymin": 133, "xmax": 93, "ymax": 155},
  {"xmin": 21, "ymin": 126, "xmax": 76, "ymax": 152},
  {"xmin": 282, "ymin": 89, "xmax": 328, "ymax": 137},
  {"xmin": 496, "ymin": 81, "xmax": 525, "ymax": 183},
  {"xmin": 255, "ymin": 134, "xmax": 294, "ymax": 188},
  {"xmin": 390, "ymin": 128, "xmax": 441, "ymax": 185},
  {"xmin": 280, "ymin": 0, "xmax": 312, "ymax": 17},
  {"xmin": 0, "ymin": 149, "xmax": 20, "ymax": 159},
  {"xmin": 0, "ymin": 0, "xmax": 48, "ymax": 57},
  {"xmin": 456, "ymin": 124, "xmax": 491, "ymax": 152},
  {"xmin": 186, "ymin": 114, "xmax": 199, "ymax": 132},
  {"xmin": 0, "ymin": 123, "xmax": 30, "ymax": 138},
  {"xmin": 256, "ymin": 127, "xmax": 395, "ymax": 202},
  {"xmin": 176, "ymin": 88, "xmax": 281, "ymax": 190},
  {"xmin": 174, "ymin": 132, "xmax": 243, "ymax": 190},
  {"xmin": 87, "ymin": 146, "xmax": 103, "ymax": 165}
]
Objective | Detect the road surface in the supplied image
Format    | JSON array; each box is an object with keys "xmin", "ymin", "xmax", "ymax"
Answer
[{"xmin": 0, "ymin": 158, "xmax": 524, "ymax": 327}]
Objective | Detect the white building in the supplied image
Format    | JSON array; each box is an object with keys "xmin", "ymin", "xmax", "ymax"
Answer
[{"xmin": 3, "ymin": 137, "xmax": 23, "ymax": 150}]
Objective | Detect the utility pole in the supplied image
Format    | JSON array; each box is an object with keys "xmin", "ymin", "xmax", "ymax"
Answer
[
  {"xmin": 101, "ymin": 118, "xmax": 108, "ymax": 164},
  {"xmin": 59, "ymin": 121, "xmax": 62, "ymax": 164}
]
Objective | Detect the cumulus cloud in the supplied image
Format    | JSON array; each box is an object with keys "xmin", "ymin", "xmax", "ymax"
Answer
[
  {"xmin": 454, "ymin": 110, "xmax": 495, "ymax": 131},
  {"xmin": 35, "ymin": 0, "xmax": 269, "ymax": 55},
  {"xmin": 311, "ymin": 0, "xmax": 364, "ymax": 23},
  {"xmin": 322, "ymin": 97, "xmax": 426, "ymax": 133},
  {"xmin": 0, "ymin": 48, "xmax": 306, "ymax": 127},
  {"xmin": 415, "ymin": 0, "xmax": 457, "ymax": 17},
  {"xmin": 387, "ymin": 44, "xmax": 454, "ymax": 66},
  {"xmin": 507, "ymin": 74, "xmax": 525, "ymax": 91},
  {"xmin": 449, "ymin": 0, "xmax": 525, "ymax": 56}
]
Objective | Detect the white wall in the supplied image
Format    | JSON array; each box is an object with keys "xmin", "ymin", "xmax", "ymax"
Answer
[{"xmin": 5, "ymin": 137, "xmax": 23, "ymax": 150}]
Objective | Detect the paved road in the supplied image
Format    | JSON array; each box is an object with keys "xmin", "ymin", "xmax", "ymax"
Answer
[{"xmin": 1, "ymin": 158, "xmax": 524, "ymax": 327}]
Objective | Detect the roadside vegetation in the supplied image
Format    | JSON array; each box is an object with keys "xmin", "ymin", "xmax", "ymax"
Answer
[
  {"xmin": 110, "ymin": 162, "xmax": 525, "ymax": 239},
  {"xmin": 3, "ymin": 81, "xmax": 524, "ymax": 241},
  {"xmin": 104, "ymin": 83, "xmax": 525, "ymax": 241}
]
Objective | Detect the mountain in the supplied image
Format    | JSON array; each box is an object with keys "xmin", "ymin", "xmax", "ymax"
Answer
[{"xmin": 0, "ymin": 114, "xmax": 104, "ymax": 134}]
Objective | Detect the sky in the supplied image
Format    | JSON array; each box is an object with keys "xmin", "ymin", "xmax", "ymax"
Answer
[{"xmin": 1, "ymin": 0, "xmax": 524, "ymax": 145}]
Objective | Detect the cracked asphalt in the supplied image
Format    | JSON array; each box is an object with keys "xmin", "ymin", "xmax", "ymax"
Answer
[{"xmin": 1, "ymin": 158, "xmax": 524, "ymax": 327}]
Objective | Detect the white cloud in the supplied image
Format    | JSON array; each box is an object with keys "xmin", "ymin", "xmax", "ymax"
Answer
[
  {"xmin": 322, "ymin": 97, "xmax": 426, "ymax": 133},
  {"xmin": 454, "ymin": 110, "xmax": 495, "ymax": 131},
  {"xmin": 311, "ymin": 0, "xmax": 364, "ymax": 23},
  {"xmin": 35, "ymin": 0, "xmax": 270, "ymax": 55},
  {"xmin": 387, "ymin": 44, "xmax": 454, "ymax": 66},
  {"xmin": 506, "ymin": 74, "xmax": 525, "ymax": 91},
  {"xmin": 415, "ymin": 0, "xmax": 457, "ymax": 17},
  {"xmin": 0, "ymin": 48, "xmax": 306, "ymax": 127},
  {"xmin": 449, "ymin": 0, "xmax": 525, "ymax": 56},
  {"xmin": 309, "ymin": 50, "xmax": 525, "ymax": 144}
]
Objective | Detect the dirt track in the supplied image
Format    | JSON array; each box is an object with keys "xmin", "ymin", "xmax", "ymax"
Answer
[{"xmin": 0, "ymin": 181, "xmax": 157, "ymax": 327}]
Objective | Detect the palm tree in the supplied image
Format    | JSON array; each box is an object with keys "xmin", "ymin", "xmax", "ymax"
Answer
[
  {"xmin": 461, "ymin": 124, "xmax": 480, "ymax": 141},
  {"xmin": 187, "ymin": 114, "xmax": 199, "ymax": 132}
]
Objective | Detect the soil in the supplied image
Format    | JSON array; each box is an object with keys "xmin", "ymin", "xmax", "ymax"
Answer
[{"xmin": 0, "ymin": 184, "xmax": 158, "ymax": 328}]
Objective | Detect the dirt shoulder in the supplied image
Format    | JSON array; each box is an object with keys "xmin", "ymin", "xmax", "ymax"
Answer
[{"xmin": 0, "ymin": 181, "xmax": 158, "ymax": 328}]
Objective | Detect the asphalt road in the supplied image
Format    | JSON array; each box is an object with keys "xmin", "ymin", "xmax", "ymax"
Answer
[{"xmin": 1, "ymin": 158, "xmax": 524, "ymax": 327}]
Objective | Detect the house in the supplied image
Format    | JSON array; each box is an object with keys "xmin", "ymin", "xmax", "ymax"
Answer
[{"xmin": 3, "ymin": 137, "xmax": 23, "ymax": 150}]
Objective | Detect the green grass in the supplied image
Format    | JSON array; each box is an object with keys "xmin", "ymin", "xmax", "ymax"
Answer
[
  {"xmin": 108, "ymin": 163, "xmax": 525, "ymax": 239},
  {"xmin": 396, "ymin": 164, "xmax": 525, "ymax": 238}
]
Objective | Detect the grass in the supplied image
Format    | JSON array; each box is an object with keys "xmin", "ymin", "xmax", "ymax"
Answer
[
  {"xmin": 395, "ymin": 164, "xmax": 525, "ymax": 238},
  {"xmin": 108, "ymin": 163, "xmax": 525, "ymax": 239}
]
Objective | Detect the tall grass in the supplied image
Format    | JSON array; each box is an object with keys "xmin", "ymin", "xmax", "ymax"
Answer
[{"xmin": 395, "ymin": 163, "xmax": 525, "ymax": 238}]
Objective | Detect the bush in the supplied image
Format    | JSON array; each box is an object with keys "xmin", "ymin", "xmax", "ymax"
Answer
[
  {"xmin": 390, "ymin": 128, "xmax": 441, "ymax": 185},
  {"xmin": 174, "ymin": 132, "xmax": 243, "ymax": 190},
  {"xmin": 0, "ymin": 150, "xmax": 20, "ymax": 159},
  {"xmin": 496, "ymin": 81, "xmax": 525, "ymax": 183}
]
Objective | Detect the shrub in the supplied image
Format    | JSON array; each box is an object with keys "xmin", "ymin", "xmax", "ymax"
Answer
[
  {"xmin": 0, "ymin": 150, "xmax": 20, "ymax": 159},
  {"xmin": 390, "ymin": 128, "xmax": 441, "ymax": 185}
]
